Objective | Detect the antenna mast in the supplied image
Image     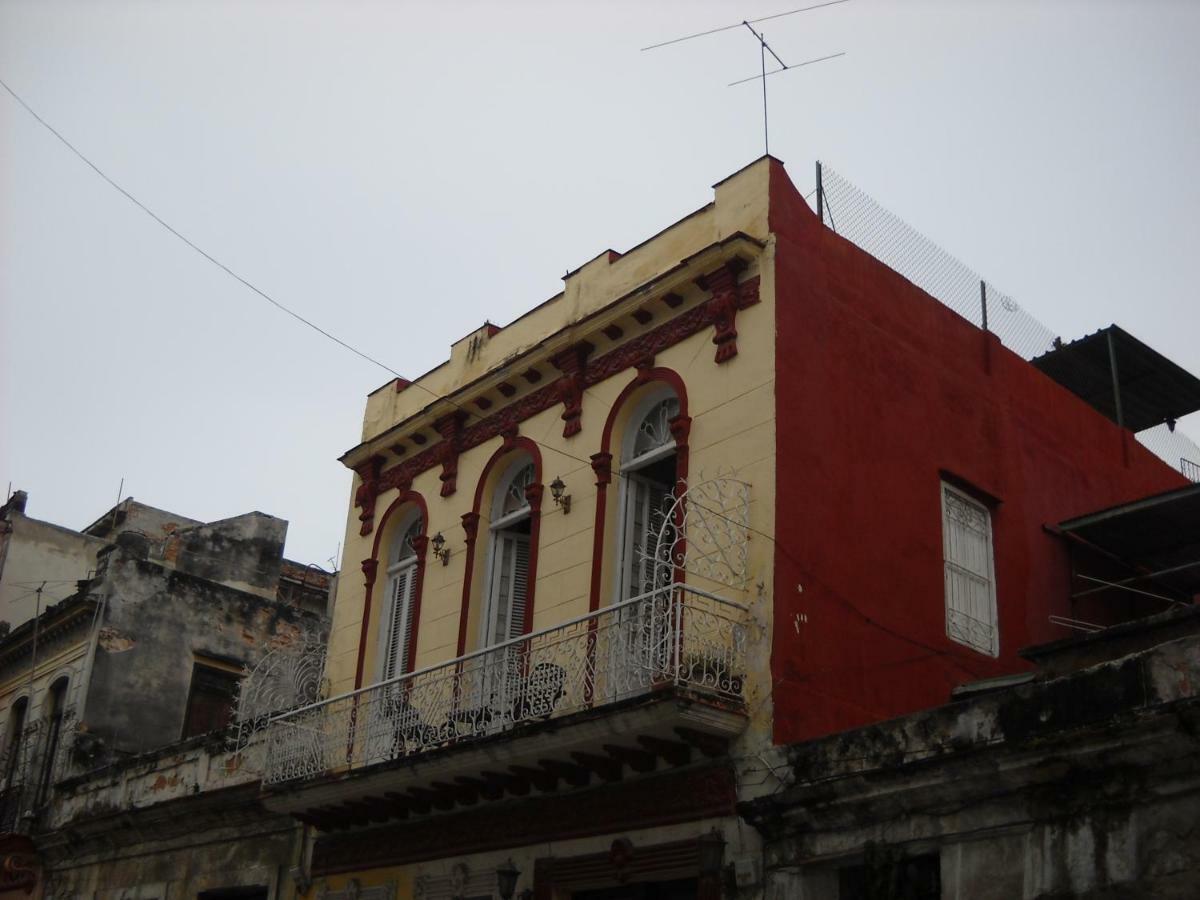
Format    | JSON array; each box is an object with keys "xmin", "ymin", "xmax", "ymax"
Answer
[{"xmin": 642, "ymin": 2, "xmax": 848, "ymax": 157}]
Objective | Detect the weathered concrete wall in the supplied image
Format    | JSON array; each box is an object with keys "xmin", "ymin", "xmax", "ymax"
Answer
[
  {"xmin": 163, "ymin": 513, "xmax": 288, "ymax": 600},
  {"xmin": 81, "ymin": 498, "xmax": 200, "ymax": 542},
  {"xmin": 81, "ymin": 537, "xmax": 327, "ymax": 757},
  {"xmin": 42, "ymin": 738, "xmax": 301, "ymax": 900},
  {"xmin": 746, "ymin": 622, "xmax": 1200, "ymax": 899},
  {"xmin": 0, "ymin": 506, "xmax": 105, "ymax": 629}
]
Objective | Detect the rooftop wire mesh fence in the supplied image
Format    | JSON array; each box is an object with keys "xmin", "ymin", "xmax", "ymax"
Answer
[{"xmin": 815, "ymin": 162, "xmax": 1200, "ymax": 482}]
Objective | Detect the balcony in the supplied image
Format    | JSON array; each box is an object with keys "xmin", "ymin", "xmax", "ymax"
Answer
[{"xmin": 260, "ymin": 585, "xmax": 750, "ymax": 825}]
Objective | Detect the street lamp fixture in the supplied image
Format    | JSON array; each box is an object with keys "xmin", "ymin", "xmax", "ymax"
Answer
[
  {"xmin": 549, "ymin": 476, "xmax": 571, "ymax": 515},
  {"xmin": 496, "ymin": 858, "xmax": 521, "ymax": 900},
  {"xmin": 431, "ymin": 531, "xmax": 450, "ymax": 566}
]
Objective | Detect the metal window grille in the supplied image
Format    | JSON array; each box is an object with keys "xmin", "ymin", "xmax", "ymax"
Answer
[{"xmin": 941, "ymin": 484, "xmax": 998, "ymax": 656}]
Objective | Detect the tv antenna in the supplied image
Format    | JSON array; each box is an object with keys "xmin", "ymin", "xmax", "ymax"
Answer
[{"xmin": 642, "ymin": 0, "xmax": 849, "ymax": 156}]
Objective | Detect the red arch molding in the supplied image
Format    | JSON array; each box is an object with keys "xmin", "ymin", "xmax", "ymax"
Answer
[
  {"xmin": 354, "ymin": 490, "xmax": 430, "ymax": 689},
  {"xmin": 455, "ymin": 436, "xmax": 544, "ymax": 656},
  {"xmin": 588, "ymin": 367, "xmax": 691, "ymax": 612}
]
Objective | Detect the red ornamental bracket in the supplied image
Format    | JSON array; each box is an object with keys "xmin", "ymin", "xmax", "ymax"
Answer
[
  {"xmin": 590, "ymin": 451, "xmax": 614, "ymax": 487},
  {"xmin": 550, "ymin": 341, "xmax": 595, "ymax": 438},
  {"xmin": 434, "ymin": 411, "xmax": 469, "ymax": 497},
  {"xmin": 696, "ymin": 262, "xmax": 758, "ymax": 363},
  {"xmin": 360, "ymin": 557, "xmax": 379, "ymax": 589},
  {"xmin": 354, "ymin": 455, "xmax": 387, "ymax": 536}
]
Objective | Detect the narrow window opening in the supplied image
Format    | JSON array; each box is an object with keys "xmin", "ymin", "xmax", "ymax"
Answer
[
  {"xmin": 182, "ymin": 663, "xmax": 242, "ymax": 739},
  {"xmin": 35, "ymin": 678, "xmax": 67, "ymax": 806},
  {"xmin": 619, "ymin": 395, "xmax": 680, "ymax": 601},
  {"xmin": 483, "ymin": 461, "xmax": 535, "ymax": 648},
  {"xmin": 381, "ymin": 514, "xmax": 423, "ymax": 681},
  {"xmin": 942, "ymin": 482, "xmax": 999, "ymax": 656}
]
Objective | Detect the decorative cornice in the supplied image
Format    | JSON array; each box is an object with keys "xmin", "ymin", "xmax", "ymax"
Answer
[
  {"xmin": 341, "ymin": 235, "xmax": 765, "ymax": 469},
  {"xmin": 349, "ymin": 266, "xmax": 762, "ymax": 533}
]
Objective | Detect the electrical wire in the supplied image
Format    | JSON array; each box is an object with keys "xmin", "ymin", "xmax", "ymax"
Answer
[
  {"xmin": 0, "ymin": 74, "xmax": 405, "ymax": 382},
  {"xmin": 0, "ymin": 72, "xmax": 505, "ymax": 433},
  {"xmin": 0, "ymin": 77, "xmax": 985, "ymax": 674}
]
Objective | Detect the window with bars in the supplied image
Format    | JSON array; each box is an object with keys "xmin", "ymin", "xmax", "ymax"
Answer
[{"xmin": 941, "ymin": 482, "xmax": 998, "ymax": 656}]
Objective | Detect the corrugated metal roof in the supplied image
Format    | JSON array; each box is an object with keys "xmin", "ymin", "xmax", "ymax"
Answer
[
  {"xmin": 1059, "ymin": 482, "xmax": 1200, "ymax": 596},
  {"xmin": 1031, "ymin": 325, "xmax": 1200, "ymax": 433}
]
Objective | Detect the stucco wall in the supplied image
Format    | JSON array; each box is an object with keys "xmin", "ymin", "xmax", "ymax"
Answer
[
  {"xmin": 325, "ymin": 160, "xmax": 780, "ymax": 769},
  {"xmin": 767, "ymin": 160, "xmax": 1190, "ymax": 744},
  {"xmin": 0, "ymin": 512, "xmax": 104, "ymax": 629}
]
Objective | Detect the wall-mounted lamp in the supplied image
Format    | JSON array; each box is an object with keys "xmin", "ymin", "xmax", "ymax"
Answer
[
  {"xmin": 431, "ymin": 531, "xmax": 450, "ymax": 566},
  {"xmin": 549, "ymin": 476, "xmax": 571, "ymax": 515},
  {"xmin": 496, "ymin": 859, "xmax": 521, "ymax": 900}
]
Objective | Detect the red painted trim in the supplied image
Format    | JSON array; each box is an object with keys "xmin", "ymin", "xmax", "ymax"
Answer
[
  {"xmin": 455, "ymin": 436, "xmax": 544, "ymax": 656},
  {"xmin": 354, "ymin": 490, "xmax": 429, "ymax": 690},
  {"xmin": 406, "ymin": 535, "xmax": 430, "ymax": 675},
  {"xmin": 361, "ymin": 273, "xmax": 757, "ymax": 519},
  {"xmin": 587, "ymin": 369, "xmax": 690, "ymax": 612}
]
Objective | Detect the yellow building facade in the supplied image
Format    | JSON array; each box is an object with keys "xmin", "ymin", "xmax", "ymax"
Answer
[{"xmin": 264, "ymin": 159, "xmax": 782, "ymax": 898}]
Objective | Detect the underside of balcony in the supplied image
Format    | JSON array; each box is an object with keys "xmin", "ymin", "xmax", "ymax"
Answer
[{"xmin": 262, "ymin": 687, "xmax": 745, "ymax": 831}]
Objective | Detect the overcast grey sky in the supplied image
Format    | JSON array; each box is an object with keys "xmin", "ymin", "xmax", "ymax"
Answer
[{"xmin": 2, "ymin": 0, "xmax": 1198, "ymax": 567}]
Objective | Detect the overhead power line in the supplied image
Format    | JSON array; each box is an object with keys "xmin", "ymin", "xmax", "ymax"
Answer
[
  {"xmin": 0, "ymin": 74, "xmax": 973, "ymax": 665},
  {"xmin": 0, "ymin": 74, "xmax": 405, "ymax": 382}
]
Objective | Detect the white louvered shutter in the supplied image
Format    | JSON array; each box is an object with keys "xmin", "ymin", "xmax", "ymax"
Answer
[
  {"xmin": 382, "ymin": 565, "xmax": 415, "ymax": 679},
  {"xmin": 489, "ymin": 532, "xmax": 531, "ymax": 643},
  {"xmin": 942, "ymin": 484, "xmax": 998, "ymax": 655}
]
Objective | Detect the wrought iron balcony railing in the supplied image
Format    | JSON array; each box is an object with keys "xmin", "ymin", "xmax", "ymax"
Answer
[{"xmin": 262, "ymin": 585, "xmax": 749, "ymax": 786}]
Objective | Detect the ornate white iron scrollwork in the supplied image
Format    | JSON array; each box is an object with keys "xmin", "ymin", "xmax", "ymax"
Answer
[
  {"xmin": 641, "ymin": 472, "xmax": 753, "ymax": 591},
  {"xmin": 232, "ymin": 640, "xmax": 328, "ymax": 755}
]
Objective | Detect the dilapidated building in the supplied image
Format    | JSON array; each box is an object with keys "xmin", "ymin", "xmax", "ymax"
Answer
[
  {"xmin": 0, "ymin": 492, "xmax": 332, "ymax": 896},
  {"xmin": 743, "ymin": 604, "xmax": 1200, "ymax": 899}
]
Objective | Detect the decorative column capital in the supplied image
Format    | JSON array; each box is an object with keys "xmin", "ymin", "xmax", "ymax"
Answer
[
  {"xmin": 361, "ymin": 557, "xmax": 379, "ymax": 588},
  {"xmin": 461, "ymin": 511, "xmax": 481, "ymax": 544},
  {"xmin": 668, "ymin": 414, "xmax": 692, "ymax": 449},
  {"xmin": 590, "ymin": 451, "xmax": 614, "ymax": 487},
  {"xmin": 410, "ymin": 534, "xmax": 430, "ymax": 560},
  {"xmin": 525, "ymin": 482, "xmax": 545, "ymax": 514}
]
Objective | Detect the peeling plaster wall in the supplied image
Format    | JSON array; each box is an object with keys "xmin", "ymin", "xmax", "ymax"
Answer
[
  {"xmin": 163, "ymin": 513, "xmax": 288, "ymax": 600},
  {"xmin": 81, "ymin": 537, "xmax": 327, "ymax": 757},
  {"xmin": 748, "ymin": 626, "xmax": 1200, "ymax": 900}
]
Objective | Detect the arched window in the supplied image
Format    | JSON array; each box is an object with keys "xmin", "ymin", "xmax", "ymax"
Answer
[
  {"xmin": 2, "ymin": 697, "xmax": 28, "ymax": 788},
  {"xmin": 481, "ymin": 459, "xmax": 536, "ymax": 649},
  {"xmin": 618, "ymin": 391, "xmax": 681, "ymax": 600},
  {"xmin": 380, "ymin": 513, "xmax": 423, "ymax": 680},
  {"xmin": 36, "ymin": 677, "xmax": 68, "ymax": 805}
]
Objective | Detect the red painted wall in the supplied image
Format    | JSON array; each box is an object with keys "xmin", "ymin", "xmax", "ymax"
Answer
[{"xmin": 766, "ymin": 161, "xmax": 1188, "ymax": 745}]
